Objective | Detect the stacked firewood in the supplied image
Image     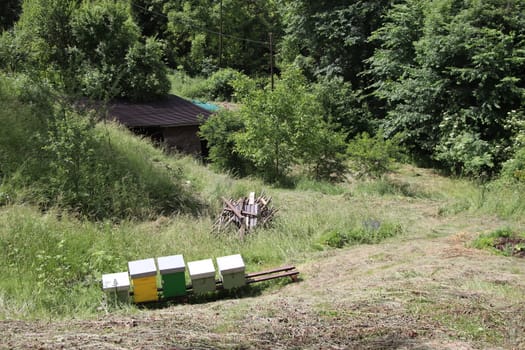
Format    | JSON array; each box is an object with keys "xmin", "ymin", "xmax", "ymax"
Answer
[{"xmin": 213, "ymin": 192, "xmax": 277, "ymax": 236}]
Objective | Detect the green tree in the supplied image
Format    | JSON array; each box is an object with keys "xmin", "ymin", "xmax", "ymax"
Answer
[
  {"xmin": 278, "ymin": 0, "xmax": 392, "ymax": 138},
  {"xmin": 129, "ymin": 0, "xmax": 169, "ymax": 37},
  {"xmin": 7, "ymin": 0, "xmax": 169, "ymax": 101},
  {"xmin": 165, "ymin": 0, "xmax": 280, "ymax": 75},
  {"xmin": 15, "ymin": 0, "xmax": 78, "ymax": 74},
  {"xmin": 368, "ymin": 0, "xmax": 525, "ymax": 175},
  {"xmin": 121, "ymin": 37, "xmax": 171, "ymax": 101},
  {"xmin": 231, "ymin": 68, "xmax": 347, "ymax": 182},
  {"xmin": 279, "ymin": 0, "xmax": 391, "ymax": 85}
]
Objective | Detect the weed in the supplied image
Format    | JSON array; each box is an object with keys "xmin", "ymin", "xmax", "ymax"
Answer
[
  {"xmin": 319, "ymin": 221, "xmax": 404, "ymax": 248},
  {"xmin": 472, "ymin": 228, "xmax": 525, "ymax": 256}
]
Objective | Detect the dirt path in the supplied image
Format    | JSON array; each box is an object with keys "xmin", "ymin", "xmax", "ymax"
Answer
[{"xmin": 2, "ymin": 220, "xmax": 524, "ymax": 350}]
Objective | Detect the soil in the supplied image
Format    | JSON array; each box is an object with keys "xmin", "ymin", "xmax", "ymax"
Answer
[{"xmin": 493, "ymin": 237, "xmax": 525, "ymax": 258}]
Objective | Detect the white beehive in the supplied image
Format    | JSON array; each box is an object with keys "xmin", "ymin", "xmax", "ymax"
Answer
[
  {"xmin": 102, "ymin": 272, "xmax": 130, "ymax": 302},
  {"xmin": 216, "ymin": 254, "xmax": 246, "ymax": 289},
  {"xmin": 187, "ymin": 258, "xmax": 216, "ymax": 294}
]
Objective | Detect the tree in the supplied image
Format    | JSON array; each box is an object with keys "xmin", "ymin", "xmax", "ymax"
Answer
[
  {"xmin": 279, "ymin": 0, "xmax": 391, "ymax": 86},
  {"xmin": 368, "ymin": 0, "xmax": 525, "ymax": 175},
  {"xmin": 129, "ymin": 0, "xmax": 169, "ymax": 37},
  {"xmin": 8, "ymin": 0, "xmax": 170, "ymax": 101},
  {"xmin": 230, "ymin": 68, "xmax": 347, "ymax": 182},
  {"xmin": 121, "ymin": 38, "xmax": 171, "ymax": 101},
  {"xmin": 278, "ymin": 0, "xmax": 393, "ymax": 138},
  {"xmin": 165, "ymin": 0, "xmax": 281, "ymax": 75}
]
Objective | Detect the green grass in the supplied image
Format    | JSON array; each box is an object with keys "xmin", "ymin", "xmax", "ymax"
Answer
[
  {"xmin": 1, "ymin": 117, "xmax": 525, "ymax": 319},
  {"xmin": 2, "ymin": 156, "xmax": 523, "ymax": 320}
]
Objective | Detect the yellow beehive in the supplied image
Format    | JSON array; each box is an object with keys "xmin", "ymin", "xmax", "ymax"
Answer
[{"xmin": 128, "ymin": 258, "xmax": 158, "ymax": 303}]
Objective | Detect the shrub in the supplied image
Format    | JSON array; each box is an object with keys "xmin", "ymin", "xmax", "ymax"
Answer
[
  {"xmin": 199, "ymin": 109, "xmax": 255, "ymax": 177},
  {"xmin": 347, "ymin": 131, "xmax": 404, "ymax": 179},
  {"xmin": 320, "ymin": 221, "xmax": 403, "ymax": 248},
  {"xmin": 500, "ymin": 146, "xmax": 525, "ymax": 183},
  {"xmin": 204, "ymin": 68, "xmax": 245, "ymax": 101},
  {"xmin": 434, "ymin": 131, "xmax": 494, "ymax": 177}
]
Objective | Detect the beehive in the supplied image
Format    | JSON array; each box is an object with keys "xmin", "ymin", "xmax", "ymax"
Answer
[
  {"xmin": 157, "ymin": 254, "xmax": 186, "ymax": 298},
  {"xmin": 187, "ymin": 259, "xmax": 216, "ymax": 294},
  {"xmin": 128, "ymin": 258, "xmax": 158, "ymax": 303},
  {"xmin": 216, "ymin": 254, "xmax": 246, "ymax": 289},
  {"xmin": 102, "ymin": 272, "xmax": 130, "ymax": 303}
]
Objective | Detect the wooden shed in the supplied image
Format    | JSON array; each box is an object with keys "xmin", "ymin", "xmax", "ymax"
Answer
[{"xmin": 108, "ymin": 95, "xmax": 213, "ymax": 155}]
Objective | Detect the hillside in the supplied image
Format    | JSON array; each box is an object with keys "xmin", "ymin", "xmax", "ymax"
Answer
[
  {"xmin": 1, "ymin": 1, "xmax": 525, "ymax": 348},
  {"xmin": 1, "ymin": 158, "xmax": 524, "ymax": 349}
]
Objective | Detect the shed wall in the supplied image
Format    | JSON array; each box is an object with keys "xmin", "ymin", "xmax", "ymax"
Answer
[{"xmin": 163, "ymin": 126, "xmax": 202, "ymax": 155}]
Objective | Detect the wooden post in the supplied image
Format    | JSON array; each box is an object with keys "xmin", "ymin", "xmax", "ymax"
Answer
[
  {"xmin": 219, "ymin": 0, "xmax": 223, "ymax": 68},
  {"xmin": 269, "ymin": 32, "xmax": 274, "ymax": 91}
]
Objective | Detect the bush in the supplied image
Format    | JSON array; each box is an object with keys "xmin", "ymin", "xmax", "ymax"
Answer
[
  {"xmin": 199, "ymin": 109, "xmax": 255, "ymax": 177},
  {"xmin": 500, "ymin": 146, "xmax": 525, "ymax": 182},
  {"xmin": 204, "ymin": 68, "xmax": 245, "ymax": 101},
  {"xmin": 434, "ymin": 131, "xmax": 494, "ymax": 177},
  {"xmin": 347, "ymin": 131, "xmax": 404, "ymax": 179}
]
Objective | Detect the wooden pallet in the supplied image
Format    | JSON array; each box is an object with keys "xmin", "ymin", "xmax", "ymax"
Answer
[{"xmin": 246, "ymin": 265, "xmax": 299, "ymax": 283}]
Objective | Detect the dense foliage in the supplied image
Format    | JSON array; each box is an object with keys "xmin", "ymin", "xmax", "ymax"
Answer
[
  {"xmin": 1, "ymin": 0, "xmax": 169, "ymax": 101},
  {"xmin": 368, "ymin": 0, "xmax": 525, "ymax": 175},
  {"xmin": 1, "ymin": 0, "xmax": 524, "ymax": 180},
  {"xmin": 0, "ymin": 0, "xmax": 22, "ymax": 31},
  {"xmin": 129, "ymin": 0, "xmax": 281, "ymax": 75}
]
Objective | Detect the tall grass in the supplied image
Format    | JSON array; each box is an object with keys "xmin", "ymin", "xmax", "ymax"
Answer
[{"xmin": 479, "ymin": 180, "xmax": 525, "ymax": 218}]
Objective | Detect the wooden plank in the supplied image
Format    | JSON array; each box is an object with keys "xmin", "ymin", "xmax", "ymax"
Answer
[
  {"xmin": 222, "ymin": 197, "xmax": 244, "ymax": 219},
  {"xmin": 245, "ymin": 265, "xmax": 297, "ymax": 278},
  {"xmin": 246, "ymin": 270, "xmax": 299, "ymax": 284}
]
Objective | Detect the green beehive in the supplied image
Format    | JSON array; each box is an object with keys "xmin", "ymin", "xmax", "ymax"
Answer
[
  {"xmin": 157, "ymin": 254, "xmax": 186, "ymax": 298},
  {"xmin": 187, "ymin": 258, "xmax": 216, "ymax": 294},
  {"xmin": 216, "ymin": 254, "xmax": 246, "ymax": 289},
  {"xmin": 102, "ymin": 271, "xmax": 130, "ymax": 303}
]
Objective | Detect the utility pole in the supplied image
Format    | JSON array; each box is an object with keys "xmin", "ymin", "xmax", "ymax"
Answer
[
  {"xmin": 269, "ymin": 32, "xmax": 274, "ymax": 91},
  {"xmin": 219, "ymin": 0, "xmax": 223, "ymax": 68}
]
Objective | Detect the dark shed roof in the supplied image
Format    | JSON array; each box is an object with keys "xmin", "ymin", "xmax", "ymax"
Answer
[{"xmin": 108, "ymin": 94, "xmax": 212, "ymax": 127}]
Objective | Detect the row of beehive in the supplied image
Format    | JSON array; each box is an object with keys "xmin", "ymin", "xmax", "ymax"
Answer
[{"xmin": 102, "ymin": 254, "xmax": 246, "ymax": 303}]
